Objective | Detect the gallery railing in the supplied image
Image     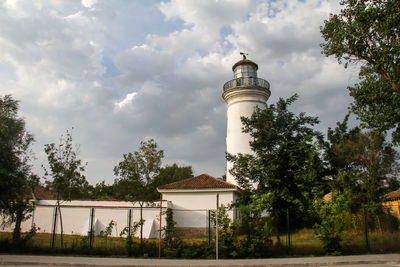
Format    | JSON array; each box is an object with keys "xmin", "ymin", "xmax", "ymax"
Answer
[{"xmin": 223, "ymin": 77, "xmax": 270, "ymax": 91}]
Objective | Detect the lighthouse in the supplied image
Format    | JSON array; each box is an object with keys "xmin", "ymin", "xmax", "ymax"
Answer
[{"xmin": 222, "ymin": 54, "xmax": 271, "ymax": 185}]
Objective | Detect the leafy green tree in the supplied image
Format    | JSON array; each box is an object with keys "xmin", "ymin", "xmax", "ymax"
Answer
[
  {"xmin": 113, "ymin": 139, "xmax": 164, "ymax": 200},
  {"xmin": 319, "ymin": 116, "xmax": 399, "ymax": 237},
  {"xmin": 113, "ymin": 138, "xmax": 164, "ymax": 252},
  {"xmin": 43, "ymin": 128, "xmax": 88, "ymax": 247},
  {"xmin": 323, "ymin": 116, "xmax": 399, "ymax": 208},
  {"xmin": 89, "ymin": 180, "xmax": 114, "ymax": 199},
  {"xmin": 336, "ymin": 132, "xmax": 398, "ymax": 205},
  {"xmin": 322, "ymin": 114, "xmax": 361, "ymax": 176},
  {"xmin": 228, "ymin": 94, "xmax": 326, "ymax": 242},
  {"xmin": 321, "ymin": 0, "xmax": 400, "ymax": 143},
  {"xmin": 148, "ymin": 163, "xmax": 193, "ymax": 200},
  {"xmin": 90, "ymin": 164, "xmax": 192, "ymax": 201},
  {"xmin": 0, "ymin": 95, "xmax": 37, "ymax": 241}
]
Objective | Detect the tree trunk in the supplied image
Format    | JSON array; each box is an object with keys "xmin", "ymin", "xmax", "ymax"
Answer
[
  {"xmin": 275, "ymin": 226, "xmax": 281, "ymax": 244},
  {"xmin": 56, "ymin": 198, "xmax": 64, "ymax": 249},
  {"xmin": 59, "ymin": 206, "xmax": 64, "ymax": 248},
  {"xmin": 12, "ymin": 208, "xmax": 23, "ymax": 242},
  {"xmin": 376, "ymin": 214, "xmax": 383, "ymax": 234}
]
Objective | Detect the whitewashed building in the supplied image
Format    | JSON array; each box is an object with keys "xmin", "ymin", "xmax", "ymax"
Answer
[{"xmin": 158, "ymin": 174, "xmax": 238, "ymax": 236}]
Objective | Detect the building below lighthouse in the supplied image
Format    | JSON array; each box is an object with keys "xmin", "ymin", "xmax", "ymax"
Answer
[{"xmin": 222, "ymin": 55, "xmax": 271, "ymax": 185}]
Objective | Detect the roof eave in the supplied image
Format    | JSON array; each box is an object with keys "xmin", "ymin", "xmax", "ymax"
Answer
[{"xmin": 158, "ymin": 188, "xmax": 238, "ymax": 193}]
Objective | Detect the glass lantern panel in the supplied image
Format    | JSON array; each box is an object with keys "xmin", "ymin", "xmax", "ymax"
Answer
[
  {"xmin": 234, "ymin": 64, "xmax": 257, "ymax": 79},
  {"xmin": 248, "ymin": 65, "xmax": 257, "ymax": 78},
  {"xmin": 234, "ymin": 65, "xmax": 243, "ymax": 79}
]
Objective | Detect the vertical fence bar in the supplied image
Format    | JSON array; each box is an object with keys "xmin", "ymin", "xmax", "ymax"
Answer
[
  {"xmin": 208, "ymin": 209, "xmax": 211, "ymax": 246},
  {"xmin": 362, "ymin": 206, "xmax": 370, "ymax": 252},
  {"xmin": 127, "ymin": 208, "xmax": 132, "ymax": 254},
  {"xmin": 51, "ymin": 206, "xmax": 58, "ymax": 248},
  {"xmin": 286, "ymin": 208, "xmax": 292, "ymax": 254},
  {"xmin": 140, "ymin": 204, "xmax": 143, "ymax": 256},
  {"xmin": 216, "ymin": 194, "xmax": 219, "ymax": 260},
  {"xmin": 89, "ymin": 208, "xmax": 95, "ymax": 249},
  {"xmin": 159, "ymin": 194, "xmax": 162, "ymax": 258}
]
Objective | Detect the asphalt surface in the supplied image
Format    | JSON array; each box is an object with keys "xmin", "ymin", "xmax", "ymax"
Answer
[{"xmin": 1, "ymin": 254, "xmax": 400, "ymax": 266}]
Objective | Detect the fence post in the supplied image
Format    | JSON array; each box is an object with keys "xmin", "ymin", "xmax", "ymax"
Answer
[
  {"xmin": 89, "ymin": 208, "xmax": 95, "ymax": 249},
  {"xmin": 286, "ymin": 208, "xmax": 292, "ymax": 254},
  {"xmin": 127, "ymin": 208, "xmax": 132, "ymax": 254},
  {"xmin": 208, "ymin": 209, "xmax": 211, "ymax": 246},
  {"xmin": 51, "ymin": 206, "xmax": 58, "ymax": 248},
  {"xmin": 216, "ymin": 194, "xmax": 219, "ymax": 260},
  {"xmin": 159, "ymin": 194, "xmax": 162, "ymax": 259},
  {"xmin": 140, "ymin": 203, "xmax": 144, "ymax": 256},
  {"xmin": 362, "ymin": 206, "xmax": 370, "ymax": 252}
]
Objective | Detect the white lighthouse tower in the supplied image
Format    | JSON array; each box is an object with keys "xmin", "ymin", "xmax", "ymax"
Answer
[{"xmin": 222, "ymin": 54, "xmax": 271, "ymax": 185}]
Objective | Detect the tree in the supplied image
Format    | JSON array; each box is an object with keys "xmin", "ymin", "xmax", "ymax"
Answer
[
  {"xmin": 322, "ymin": 114, "xmax": 361, "ymax": 178},
  {"xmin": 318, "ymin": 116, "xmax": 399, "ymax": 239},
  {"xmin": 320, "ymin": 0, "xmax": 400, "ymax": 143},
  {"xmin": 89, "ymin": 180, "xmax": 114, "ymax": 200},
  {"xmin": 113, "ymin": 139, "xmax": 164, "ymax": 201},
  {"xmin": 113, "ymin": 138, "xmax": 164, "ymax": 252},
  {"xmin": 323, "ymin": 116, "xmax": 399, "ymax": 209},
  {"xmin": 43, "ymin": 128, "xmax": 88, "ymax": 248},
  {"xmin": 0, "ymin": 95, "xmax": 37, "ymax": 242},
  {"xmin": 148, "ymin": 163, "xmax": 193, "ymax": 200},
  {"xmin": 228, "ymin": 95, "xmax": 326, "ymax": 242}
]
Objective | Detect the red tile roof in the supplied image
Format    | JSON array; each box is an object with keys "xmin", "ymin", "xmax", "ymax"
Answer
[
  {"xmin": 158, "ymin": 174, "xmax": 237, "ymax": 190},
  {"xmin": 386, "ymin": 190, "xmax": 400, "ymax": 201}
]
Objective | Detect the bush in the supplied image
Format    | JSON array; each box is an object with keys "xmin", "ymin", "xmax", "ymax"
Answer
[
  {"xmin": 163, "ymin": 237, "xmax": 213, "ymax": 259},
  {"xmin": 314, "ymin": 194, "xmax": 350, "ymax": 255}
]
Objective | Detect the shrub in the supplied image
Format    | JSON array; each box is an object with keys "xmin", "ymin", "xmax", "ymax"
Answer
[
  {"xmin": 163, "ymin": 208, "xmax": 175, "ymax": 248},
  {"xmin": 211, "ymin": 205, "xmax": 240, "ymax": 258},
  {"xmin": 314, "ymin": 193, "xmax": 350, "ymax": 255}
]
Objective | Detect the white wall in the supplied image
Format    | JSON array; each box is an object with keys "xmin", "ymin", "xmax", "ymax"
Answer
[
  {"xmin": 162, "ymin": 191, "xmax": 237, "ymax": 228},
  {"xmin": 1, "ymin": 193, "xmax": 239, "ymax": 236},
  {"xmin": 1, "ymin": 200, "xmax": 168, "ymax": 239}
]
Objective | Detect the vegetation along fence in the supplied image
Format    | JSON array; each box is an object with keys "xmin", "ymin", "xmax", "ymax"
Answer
[{"xmin": 1, "ymin": 204, "xmax": 399, "ymax": 258}]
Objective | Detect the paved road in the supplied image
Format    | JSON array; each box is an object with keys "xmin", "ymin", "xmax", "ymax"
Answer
[
  {"xmin": 1, "ymin": 254, "xmax": 400, "ymax": 266},
  {"xmin": 0, "ymin": 254, "xmax": 400, "ymax": 267}
]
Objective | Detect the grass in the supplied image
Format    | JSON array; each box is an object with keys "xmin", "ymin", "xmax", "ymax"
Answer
[
  {"xmin": 0, "ymin": 232, "xmax": 159, "ymax": 257},
  {"xmin": 0, "ymin": 228, "xmax": 399, "ymax": 258}
]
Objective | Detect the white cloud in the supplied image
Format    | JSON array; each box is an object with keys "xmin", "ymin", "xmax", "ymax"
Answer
[
  {"xmin": 81, "ymin": 0, "xmax": 98, "ymax": 9},
  {"xmin": 115, "ymin": 92, "xmax": 137, "ymax": 109},
  {"xmin": 0, "ymin": 0, "xmax": 359, "ymax": 184}
]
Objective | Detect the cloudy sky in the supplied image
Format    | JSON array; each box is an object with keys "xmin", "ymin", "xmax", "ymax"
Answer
[{"xmin": 0, "ymin": 0, "xmax": 360, "ymax": 185}]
